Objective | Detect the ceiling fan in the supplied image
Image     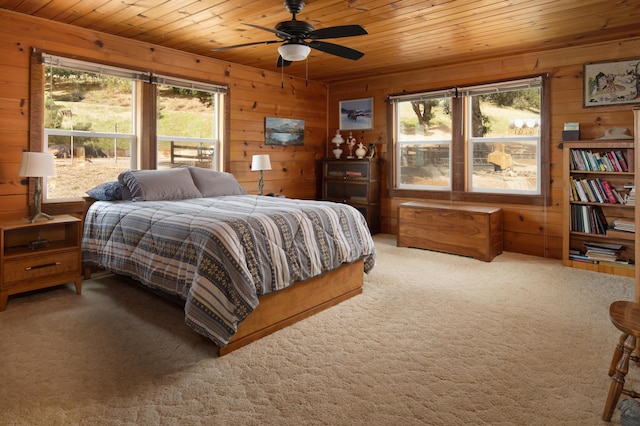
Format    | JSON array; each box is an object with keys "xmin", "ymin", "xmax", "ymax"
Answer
[{"xmin": 212, "ymin": 0, "xmax": 367, "ymax": 68}]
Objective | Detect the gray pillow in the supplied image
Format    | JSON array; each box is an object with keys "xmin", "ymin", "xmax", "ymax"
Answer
[
  {"xmin": 187, "ymin": 167, "xmax": 247, "ymax": 197},
  {"xmin": 118, "ymin": 168, "xmax": 202, "ymax": 201}
]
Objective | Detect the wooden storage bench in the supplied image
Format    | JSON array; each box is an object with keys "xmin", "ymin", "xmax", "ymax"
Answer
[{"xmin": 397, "ymin": 201, "xmax": 503, "ymax": 262}]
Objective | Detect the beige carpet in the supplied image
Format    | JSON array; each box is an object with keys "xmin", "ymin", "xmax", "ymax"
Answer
[{"xmin": 1, "ymin": 234, "xmax": 638, "ymax": 425}]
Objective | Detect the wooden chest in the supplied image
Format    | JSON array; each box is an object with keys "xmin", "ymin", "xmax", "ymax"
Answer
[{"xmin": 397, "ymin": 202, "xmax": 503, "ymax": 262}]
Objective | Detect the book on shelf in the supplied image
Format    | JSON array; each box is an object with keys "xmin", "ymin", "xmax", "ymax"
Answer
[
  {"xmin": 571, "ymin": 178, "xmax": 588, "ymax": 202},
  {"xmin": 569, "ymin": 148, "xmax": 629, "ymax": 172},
  {"xmin": 626, "ymin": 187, "xmax": 636, "ymax": 206},
  {"xmin": 345, "ymin": 171, "xmax": 362, "ymax": 177},
  {"xmin": 607, "ymin": 151, "xmax": 623, "ymax": 172},
  {"xmin": 583, "ymin": 241, "xmax": 623, "ymax": 251},
  {"xmin": 570, "ymin": 205, "xmax": 608, "ymax": 234},
  {"xmin": 612, "ymin": 218, "xmax": 635, "ymax": 232},
  {"xmin": 612, "ymin": 187, "xmax": 626, "ymax": 204},
  {"xmin": 569, "ymin": 177, "xmax": 629, "ymax": 204},
  {"xmin": 615, "ymin": 150, "xmax": 629, "ymax": 172},
  {"xmin": 569, "ymin": 253, "xmax": 594, "ymax": 263},
  {"xmin": 599, "ymin": 179, "xmax": 618, "ymax": 204}
]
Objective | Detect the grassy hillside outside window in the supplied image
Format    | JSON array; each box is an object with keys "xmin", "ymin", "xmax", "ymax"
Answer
[{"xmin": 155, "ymin": 75, "xmax": 224, "ymax": 171}]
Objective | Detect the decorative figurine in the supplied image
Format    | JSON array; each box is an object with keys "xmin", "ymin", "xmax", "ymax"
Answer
[
  {"xmin": 346, "ymin": 131, "xmax": 356, "ymax": 159},
  {"xmin": 356, "ymin": 141, "xmax": 367, "ymax": 159},
  {"xmin": 368, "ymin": 143, "xmax": 376, "ymax": 158}
]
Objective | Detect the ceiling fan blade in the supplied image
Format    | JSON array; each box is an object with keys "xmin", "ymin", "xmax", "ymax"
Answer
[
  {"xmin": 277, "ymin": 56, "xmax": 292, "ymax": 68},
  {"xmin": 308, "ymin": 41, "xmax": 364, "ymax": 60},
  {"xmin": 244, "ymin": 23, "xmax": 292, "ymax": 40},
  {"xmin": 212, "ymin": 40, "xmax": 280, "ymax": 51},
  {"xmin": 308, "ymin": 25, "xmax": 367, "ymax": 40}
]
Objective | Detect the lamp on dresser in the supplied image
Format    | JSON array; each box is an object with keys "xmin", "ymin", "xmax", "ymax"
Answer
[
  {"xmin": 251, "ymin": 154, "xmax": 272, "ymax": 196},
  {"xmin": 18, "ymin": 151, "xmax": 56, "ymax": 223}
]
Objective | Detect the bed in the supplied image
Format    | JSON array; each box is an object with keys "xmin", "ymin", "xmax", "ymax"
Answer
[{"xmin": 82, "ymin": 167, "xmax": 376, "ymax": 355}]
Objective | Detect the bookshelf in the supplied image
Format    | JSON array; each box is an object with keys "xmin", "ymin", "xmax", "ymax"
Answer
[
  {"xmin": 562, "ymin": 140, "xmax": 635, "ymax": 277},
  {"xmin": 322, "ymin": 158, "xmax": 380, "ymax": 234}
]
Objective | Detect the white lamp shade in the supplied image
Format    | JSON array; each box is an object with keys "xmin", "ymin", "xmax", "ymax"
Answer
[
  {"xmin": 18, "ymin": 152, "xmax": 56, "ymax": 177},
  {"xmin": 278, "ymin": 44, "xmax": 311, "ymax": 61},
  {"xmin": 251, "ymin": 154, "xmax": 272, "ymax": 171}
]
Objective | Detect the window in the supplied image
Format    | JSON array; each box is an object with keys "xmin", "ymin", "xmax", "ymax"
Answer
[
  {"xmin": 42, "ymin": 56, "xmax": 142, "ymax": 201},
  {"xmin": 389, "ymin": 75, "xmax": 549, "ymax": 205},
  {"xmin": 155, "ymin": 75, "xmax": 225, "ymax": 171},
  {"xmin": 33, "ymin": 52, "xmax": 228, "ymax": 202},
  {"xmin": 393, "ymin": 89, "xmax": 455, "ymax": 190}
]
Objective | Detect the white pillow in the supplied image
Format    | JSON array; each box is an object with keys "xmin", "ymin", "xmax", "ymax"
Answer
[{"xmin": 118, "ymin": 168, "xmax": 202, "ymax": 201}]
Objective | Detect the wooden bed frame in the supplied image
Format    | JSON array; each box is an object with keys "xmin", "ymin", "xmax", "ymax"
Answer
[
  {"xmin": 219, "ymin": 258, "xmax": 364, "ymax": 356},
  {"xmin": 84, "ymin": 258, "xmax": 365, "ymax": 356}
]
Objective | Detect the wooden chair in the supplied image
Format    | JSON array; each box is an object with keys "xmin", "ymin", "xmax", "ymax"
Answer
[{"xmin": 603, "ymin": 301, "xmax": 640, "ymax": 421}]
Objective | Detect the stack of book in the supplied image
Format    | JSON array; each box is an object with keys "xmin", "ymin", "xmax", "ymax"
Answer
[
  {"xmin": 612, "ymin": 218, "xmax": 635, "ymax": 232},
  {"xmin": 584, "ymin": 242, "xmax": 624, "ymax": 264},
  {"xmin": 626, "ymin": 186, "xmax": 635, "ymax": 206}
]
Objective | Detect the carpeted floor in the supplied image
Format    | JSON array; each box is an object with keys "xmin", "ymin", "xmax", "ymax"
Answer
[{"xmin": 1, "ymin": 233, "xmax": 637, "ymax": 425}]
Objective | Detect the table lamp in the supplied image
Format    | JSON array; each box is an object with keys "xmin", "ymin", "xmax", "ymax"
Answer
[
  {"xmin": 18, "ymin": 151, "xmax": 56, "ymax": 222},
  {"xmin": 251, "ymin": 154, "xmax": 272, "ymax": 196}
]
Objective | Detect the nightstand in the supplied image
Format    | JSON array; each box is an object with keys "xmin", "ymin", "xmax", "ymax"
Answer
[{"xmin": 0, "ymin": 214, "xmax": 83, "ymax": 311}]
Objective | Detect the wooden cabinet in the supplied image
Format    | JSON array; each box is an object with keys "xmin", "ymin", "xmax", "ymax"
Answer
[
  {"xmin": 562, "ymin": 141, "xmax": 635, "ymax": 277},
  {"xmin": 322, "ymin": 158, "xmax": 380, "ymax": 234},
  {"xmin": 0, "ymin": 215, "xmax": 83, "ymax": 310}
]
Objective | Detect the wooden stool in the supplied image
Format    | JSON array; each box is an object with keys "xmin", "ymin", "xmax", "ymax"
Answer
[{"xmin": 603, "ymin": 301, "xmax": 640, "ymax": 421}]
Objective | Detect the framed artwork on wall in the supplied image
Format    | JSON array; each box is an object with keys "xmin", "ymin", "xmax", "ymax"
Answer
[
  {"xmin": 584, "ymin": 58, "xmax": 640, "ymax": 107},
  {"xmin": 265, "ymin": 117, "xmax": 304, "ymax": 146},
  {"xmin": 339, "ymin": 97, "xmax": 373, "ymax": 130}
]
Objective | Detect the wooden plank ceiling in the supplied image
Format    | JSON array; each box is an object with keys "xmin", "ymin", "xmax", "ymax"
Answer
[{"xmin": 1, "ymin": 0, "xmax": 640, "ymax": 83}]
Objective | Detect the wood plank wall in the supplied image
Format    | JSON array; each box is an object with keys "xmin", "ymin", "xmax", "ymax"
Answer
[
  {"xmin": 328, "ymin": 37, "xmax": 640, "ymax": 258},
  {"xmin": 0, "ymin": 10, "xmax": 327, "ymax": 220},
  {"xmin": 2, "ymin": 9, "xmax": 640, "ymax": 259}
]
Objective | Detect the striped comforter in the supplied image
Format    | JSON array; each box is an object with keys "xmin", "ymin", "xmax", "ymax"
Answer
[{"xmin": 82, "ymin": 195, "xmax": 376, "ymax": 348}]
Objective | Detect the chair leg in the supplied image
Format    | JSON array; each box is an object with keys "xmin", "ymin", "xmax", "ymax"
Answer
[
  {"xmin": 604, "ymin": 334, "xmax": 636, "ymax": 421},
  {"xmin": 610, "ymin": 333, "xmax": 628, "ymax": 377}
]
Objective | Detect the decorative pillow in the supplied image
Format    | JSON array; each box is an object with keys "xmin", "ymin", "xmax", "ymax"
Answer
[
  {"xmin": 118, "ymin": 168, "xmax": 202, "ymax": 201},
  {"xmin": 86, "ymin": 181, "xmax": 122, "ymax": 201},
  {"xmin": 187, "ymin": 167, "xmax": 247, "ymax": 197}
]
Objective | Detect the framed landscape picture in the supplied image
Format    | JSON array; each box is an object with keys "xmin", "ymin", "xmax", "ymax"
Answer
[
  {"xmin": 339, "ymin": 98, "xmax": 373, "ymax": 130},
  {"xmin": 265, "ymin": 117, "xmax": 304, "ymax": 146},
  {"xmin": 584, "ymin": 58, "xmax": 640, "ymax": 107}
]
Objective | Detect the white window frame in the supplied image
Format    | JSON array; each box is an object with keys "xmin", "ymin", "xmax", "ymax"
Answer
[
  {"xmin": 153, "ymin": 75, "xmax": 226, "ymax": 170},
  {"xmin": 463, "ymin": 77, "xmax": 542, "ymax": 195},
  {"xmin": 390, "ymin": 89, "xmax": 455, "ymax": 191},
  {"xmin": 42, "ymin": 55, "xmax": 143, "ymax": 202}
]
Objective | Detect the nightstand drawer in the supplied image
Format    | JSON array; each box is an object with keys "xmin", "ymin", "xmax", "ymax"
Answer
[{"xmin": 3, "ymin": 250, "xmax": 79, "ymax": 284}]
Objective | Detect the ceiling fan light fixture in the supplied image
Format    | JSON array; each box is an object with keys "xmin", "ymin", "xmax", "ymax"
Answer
[{"xmin": 278, "ymin": 43, "xmax": 311, "ymax": 61}]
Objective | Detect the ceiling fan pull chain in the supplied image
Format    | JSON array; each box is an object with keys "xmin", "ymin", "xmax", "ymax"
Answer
[
  {"xmin": 281, "ymin": 64, "xmax": 284, "ymax": 89},
  {"xmin": 305, "ymin": 57, "xmax": 308, "ymax": 87}
]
